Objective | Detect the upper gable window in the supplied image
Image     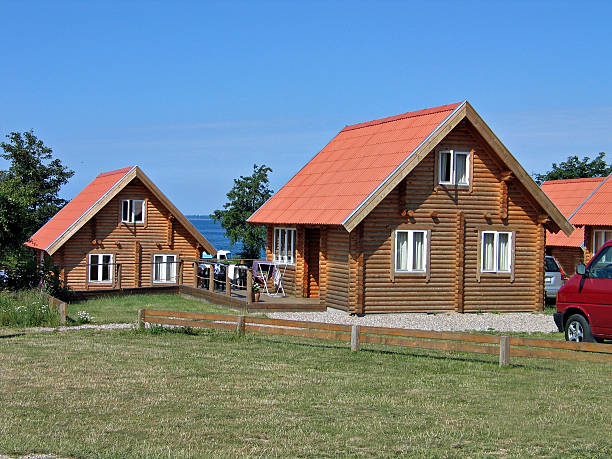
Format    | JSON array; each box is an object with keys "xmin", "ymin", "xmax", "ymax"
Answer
[
  {"xmin": 439, "ymin": 150, "xmax": 469, "ymax": 186},
  {"xmin": 121, "ymin": 200, "xmax": 145, "ymax": 223}
]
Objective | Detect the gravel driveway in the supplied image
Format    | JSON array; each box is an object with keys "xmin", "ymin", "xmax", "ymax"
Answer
[{"xmin": 268, "ymin": 308, "xmax": 558, "ymax": 333}]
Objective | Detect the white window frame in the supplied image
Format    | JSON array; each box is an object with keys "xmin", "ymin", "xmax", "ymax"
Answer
[
  {"xmin": 481, "ymin": 231, "xmax": 512, "ymax": 273},
  {"xmin": 152, "ymin": 254, "xmax": 177, "ymax": 283},
  {"xmin": 121, "ymin": 199, "xmax": 145, "ymax": 223},
  {"xmin": 88, "ymin": 253, "xmax": 113, "ymax": 283},
  {"xmin": 438, "ymin": 150, "xmax": 470, "ymax": 186},
  {"xmin": 273, "ymin": 228, "xmax": 296, "ymax": 264},
  {"xmin": 394, "ymin": 230, "xmax": 428, "ymax": 273},
  {"xmin": 592, "ymin": 230, "xmax": 612, "ymax": 255}
]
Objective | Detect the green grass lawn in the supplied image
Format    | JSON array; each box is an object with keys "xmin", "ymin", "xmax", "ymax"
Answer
[
  {"xmin": 0, "ymin": 328, "xmax": 610, "ymax": 458},
  {"xmin": 68, "ymin": 293, "xmax": 241, "ymax": 324}
]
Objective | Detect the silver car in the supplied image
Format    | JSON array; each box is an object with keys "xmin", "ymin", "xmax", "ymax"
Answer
[{"xmin": 545, "ymin": 255, "xmax": 565, "ymax": 301}]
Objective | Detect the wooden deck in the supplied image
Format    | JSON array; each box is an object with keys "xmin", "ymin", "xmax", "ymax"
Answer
[{"xmin": 179, "ymin": 285, "xmax": 326, "ymax": 312}]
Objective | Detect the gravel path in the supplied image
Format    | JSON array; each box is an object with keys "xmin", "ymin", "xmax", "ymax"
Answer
[{"xmin": 268, "ymin": 308, "xmax": 558, "ymax": 333}]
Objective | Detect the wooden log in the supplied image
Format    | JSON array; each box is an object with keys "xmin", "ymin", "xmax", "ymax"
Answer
[
  {"xmin": 246, "ymin": 269, "xmax": 253, "ymax": 305},
  {"xmin": 225, "ymin": 266, "xmax": 231, "ymax": 296},
  {"xmin": 58, "ymin": 302, "xmax": 67, "ymax": 326},
  {"xmin": 351, "ymin": 325, "xmax": 360, "ymax": 351},
  {"xmin": 236, "ymin": 315, "xmax": 245, "ymax": 335},
  {"xmin": 145, "ymin": 316, "xmax": 236, "ymax": 331},
  {"xmin": 209, "ymin": 264, "xmax": 215, "ymax": 292},
  {"xmin": 499, "ymin": 335, "xmax": 510, "ymax": 366},
  {"xmin": 143, "ymin": 309, "xmax": 237, "ymax": 322},
  {"xmin": 245, "ymin": 316, "xmax": 350, "ymax": 332}
]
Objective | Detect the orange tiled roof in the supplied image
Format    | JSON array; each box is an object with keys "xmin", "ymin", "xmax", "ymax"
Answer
[
  {"xmin": 541, "ymin": 175, "xmax": 611, "ymax": 247},
  {"xmin": 25, "ymin": 167, "xmax": 134, "ymax": 251},
  {"xmin": 248, "ymin": 102, "xmax": 463, "ymax": 225},
  {"xmin": 571, "ymin": 174, "xmax": 612, "ymax": 226}
]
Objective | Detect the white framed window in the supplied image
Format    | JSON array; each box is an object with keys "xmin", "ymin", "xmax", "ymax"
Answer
[
  {"xmin": 481, "ymin": 231, "xmax": 512, "ymax": 273},
  {"xmin": 593, "ymin": 230, "xmax": 612, "ymax": 255},
  {"xmin": 395, "ymin": 230, "xmax": 428, "ymax": 273},
  {"xmin": 121, "ymin": 199, "xmax": 145, "ymax": 223},
  {"xmin": 153, "ymin": 254, "xmax": 177, "ymax": 283},
  {"xmin": 438, "ymin": 150, "xmax": 469, "ymax": 186},
  {"xmin": 273, "ymin": 228, "xmax": 296, "ymax": 264},
  {"xmin": 89, "ymin": 254, "xmax": 113, "ymax": 283}
]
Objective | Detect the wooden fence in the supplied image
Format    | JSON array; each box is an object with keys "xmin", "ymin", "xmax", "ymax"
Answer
[
  {"xmin": 43, "ymin": 293, "xmax": 68, "ymax": 325},
  {"xmin": 138, "ymin": 309, "xmax": 612, "ymax": 366}
]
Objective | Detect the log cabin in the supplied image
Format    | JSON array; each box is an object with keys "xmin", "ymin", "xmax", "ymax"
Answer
[
  {"xmin": 25, "ymin": 166, "xmax": 215, "ymax": 291},
  {"xmin": 541, "ymin": 174, "xmax": 612, "ymax": 275},
  {"xmin": 248, "ymin": 101, "xmax": 573, "ymax": 313}
]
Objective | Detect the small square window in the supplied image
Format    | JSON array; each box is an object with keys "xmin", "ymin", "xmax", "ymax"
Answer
[
  {"xmin": 89, "ymin": 254, "xmax": 113, "ymax": 283},
  {"xmin": 121, "ymin": 200, "xmax": 145, "ymax": 223},
  {"xmin": 395, "ymin": 230, "xmax": 428, "ymax": 273},
  {"xmin": 438, "ymin": 150, "xmax": 470, "ymax": 186},
  {"xmin": 153, "ymin": 254, "xmax": 177, "ymax": 283},
  {"xmin": 481, "ymin": 231, "xmax": 512, "ymax": 273}
]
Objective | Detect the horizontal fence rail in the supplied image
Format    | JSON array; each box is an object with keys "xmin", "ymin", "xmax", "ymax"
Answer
[{"xmin": 139, "ymin": 309, "xmax": 612, "ymax": 366}]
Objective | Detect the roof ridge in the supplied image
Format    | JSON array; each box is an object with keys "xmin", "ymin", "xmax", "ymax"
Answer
[
  {"xmin": 542, "ymin": 176, "xmax": 606, "ymax": 185},
  {"xmin": 97, "ymin": 166, "xmax": 136, "ymax": 178},
  {"xmin": 341, "ymin": 102, "xmax": 463, "ymax": 133}
]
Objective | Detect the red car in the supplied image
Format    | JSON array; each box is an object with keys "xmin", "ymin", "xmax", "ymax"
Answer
[{"xmin": 554, "ymin": 240, "xmax": 612, "ymax": 342}]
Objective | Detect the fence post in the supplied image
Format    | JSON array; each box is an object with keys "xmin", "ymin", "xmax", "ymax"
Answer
[
  {"xmin": 209, "ymin": 265, "xmax": 215, "ymax": 292},
  {"xmin": 193, "ymin": 262, "xmax": 198, "ymax": 287},
  {"xmin": 351, "ymin": 325, "xmax": 360, "ymax": 351},
  {"xmin": 246, "ymin": 269, "xmax": 253, "ymax": 306},
  {"xmin": 236, "ymin": 315, "xmax": 245, "ymax": 335},
  {"xmin": 499, "ymin": 335, "xmax": 510, "ymax": 367},
  {"xmin": 225, "ymin": 266, "xmax": 231, "ymax": 296},
  {"xmin": 138, "ymin": 309, "xmax": 144, "ymax": 329},
  {"xmin": 58, "ymin": 302, "xmax": 67, "ymax": 326}
]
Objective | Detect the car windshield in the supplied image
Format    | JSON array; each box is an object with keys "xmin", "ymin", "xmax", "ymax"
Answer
[
  {"xmin": 545, "ymin": 257, "xmax": 560, "ymax": 272},
  {"xmin": 588, "ymin": 246, "xmax": 612, "ymax": 279}
]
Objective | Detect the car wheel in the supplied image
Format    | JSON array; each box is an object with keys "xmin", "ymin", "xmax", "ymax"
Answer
[{"xmin": 564, "ymin": 314, "xmax": 595, "ymax": 343}]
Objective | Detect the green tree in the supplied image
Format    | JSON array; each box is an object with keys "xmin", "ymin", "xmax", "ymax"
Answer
[
  {"xmin": 0, "ymin": 130, "xmax": 74, "ymax": 290},
  {"xmin": 534, "ymin": 152, "xmax": 612, "ymax": 185},
  {"xmin": 212, "ymin": 164, "xmax": 273, "ymax": 259}
]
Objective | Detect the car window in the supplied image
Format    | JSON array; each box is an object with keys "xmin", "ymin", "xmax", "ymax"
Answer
[
  {"xmin": 545, "ymin": 257, "xmax": 560, "ymax": 272},
  {"xmin": 588, "ymin": 246, "xmax": 612, "ymax": 279}
]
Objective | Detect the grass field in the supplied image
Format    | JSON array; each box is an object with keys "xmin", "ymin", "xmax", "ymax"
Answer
[
  {"xmin": 68, "ymin": 293, "xmax": 239, "ymax": 324},
  {"xmin": 1, "ymin": 327, "xmax": 610, "ymax": 458}
]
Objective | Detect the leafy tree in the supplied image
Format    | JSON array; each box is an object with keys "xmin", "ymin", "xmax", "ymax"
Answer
[
  {"xmin": 212, "ymin": 164, "xmax": 273, "ymax": 259},
  {"xmin": 534, "ymin": 152, "xmax": 612, "ymax": 185},
  {"xmin": 0, "ymin": 130, "xmax": 74, "ymax": 291}
]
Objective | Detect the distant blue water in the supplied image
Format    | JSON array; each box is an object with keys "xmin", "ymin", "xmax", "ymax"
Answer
[{"xmin": 187, "ymin": 215, "xmax": 244, "ymax": 257}]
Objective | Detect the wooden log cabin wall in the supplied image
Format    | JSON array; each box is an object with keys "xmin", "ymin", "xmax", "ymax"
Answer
[
  {"xmin": 26, "ymin": 166, "xmax": 215, "ymax": 292},
  {"xmin": 252, "ymin": 102, "xmax": 573, "ymax": 314}
]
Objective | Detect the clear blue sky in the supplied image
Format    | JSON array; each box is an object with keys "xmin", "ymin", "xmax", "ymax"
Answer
[{"xmin": 1, "ymin": 0, "xmax": 611, "ymax": 214}]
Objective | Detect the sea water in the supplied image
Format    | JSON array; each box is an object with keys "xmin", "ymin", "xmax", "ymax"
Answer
[{"xmin": 187, "ymin": 215, "xmax": 246, "ymax": 257}]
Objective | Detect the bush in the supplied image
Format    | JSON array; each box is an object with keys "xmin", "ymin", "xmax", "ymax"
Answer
[{"xmin": 0, "ymin": 290, "xmax": 60, "ymax": 327}]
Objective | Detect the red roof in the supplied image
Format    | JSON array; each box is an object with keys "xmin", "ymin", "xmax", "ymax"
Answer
[
  {"xmin": 541, "ymin": 176, "xmax": 610, "ymax": 247},
  {"xmin": 249, "ymin": 102, "xmax": 462, "ymax": 225},
  {"xmin": 571, "ymin": 175, "xmax": 612, "ymax": 226},
  {"xmin": 25, "ymin": 167, "xmax": 134, "ymax": 251}
]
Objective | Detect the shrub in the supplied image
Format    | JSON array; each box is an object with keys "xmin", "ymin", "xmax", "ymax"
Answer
[
  {"xmin": 0, "ymin": 290, "xmax": 60, "ymax": 327},
  {"xmin": 75, "ymin": 311, "xmax": 95, "ymax": 324}
]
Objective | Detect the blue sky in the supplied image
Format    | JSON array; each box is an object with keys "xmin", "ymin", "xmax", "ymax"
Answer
[{"xmin": 1, "ymin": 0, "xmax": 611, "ymax": 214}]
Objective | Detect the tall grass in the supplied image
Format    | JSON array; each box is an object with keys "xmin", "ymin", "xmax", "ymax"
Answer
[{"xmin": 0, "ymin": 290, "xmax": 60, "ymax": 327}]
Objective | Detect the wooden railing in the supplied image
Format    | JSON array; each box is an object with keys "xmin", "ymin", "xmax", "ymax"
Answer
[{"xmin": 138, "ymin": 309, "xmax": 612, "ymax": 366}]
